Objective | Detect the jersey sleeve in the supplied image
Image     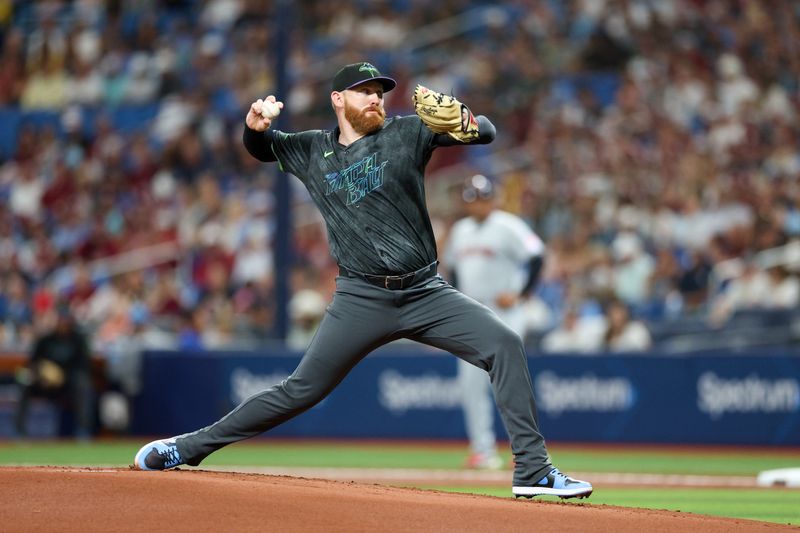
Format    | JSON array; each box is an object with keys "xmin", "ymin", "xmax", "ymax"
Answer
[
  {"xmin": 269, "ymin": 130, "xmax": 320, "ymax": 180},
  {"xmin": 504, "ymin": 215, "xmax": 545, "ymax": 262},
  {"xmin": 431, "ymin": 115, "xmax": 496, "ymax": 147},
  {"xmin": 242, "ymin": 126, "xmax": 318, "ymax": 177},
  {"xmin": 243, "ymin": 126, "xmax": 278, "ymax": 162}
]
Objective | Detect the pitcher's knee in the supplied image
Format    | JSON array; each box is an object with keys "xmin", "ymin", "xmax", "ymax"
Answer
[
  {"xmin": 279, "ymin": 376, "xmax": 329, "ymax": 410},
  {"xmin": 487, "ymin": 322, "xmax": 525, "ymax": 353},
  {"xmin": 501, "ymin": 335, "xmax": 525, "ymax": 358}
]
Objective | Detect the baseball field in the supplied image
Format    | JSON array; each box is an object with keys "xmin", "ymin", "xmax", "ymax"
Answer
[{"xmin": 1, "ymin": 439, "xmax": 798, "ymax": 531}]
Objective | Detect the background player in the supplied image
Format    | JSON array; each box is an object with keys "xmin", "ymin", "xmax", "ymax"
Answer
[
  {"xmin": 15, "ymin": 306, "xmax": 94, "ymax": 439},
  {"xmin": 445, "ymin": 174, "xmax": 545, "ymax": 470},
  {"xmin": 134, "ymin": 61, "xmax": 592, "ymax": 499}
]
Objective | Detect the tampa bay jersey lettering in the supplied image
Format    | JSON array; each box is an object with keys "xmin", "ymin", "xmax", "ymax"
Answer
[{"xmin": 324, "ymin": 153, "xmax": 388, "ymax": 205}]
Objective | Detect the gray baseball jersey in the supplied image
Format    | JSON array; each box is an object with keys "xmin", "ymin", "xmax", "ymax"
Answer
[
  {"xmin": 445, "ymin": 210, "xmax": 545, "ymax": 325},
  {"xmin": 174, "ymin": 113, "xmax": 555, "ymax": 488},
  {"xmin": 249, "ymin": 116, "xmax": 438, "ymax": 275}
]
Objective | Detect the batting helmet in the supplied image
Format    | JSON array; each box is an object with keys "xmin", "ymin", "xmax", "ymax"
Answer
[{"xmin": 462, "ymin": 174, "xmax": 495, "ymax": 202}]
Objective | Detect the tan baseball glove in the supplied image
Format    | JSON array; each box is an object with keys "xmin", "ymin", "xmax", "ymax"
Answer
[
  {"xmin": 412, "ymin": 85, "xmax": 480, "ymax": 142},
  {"xmin": 37, "ymin": 360, "xmax": 65, "ymax": 389}
]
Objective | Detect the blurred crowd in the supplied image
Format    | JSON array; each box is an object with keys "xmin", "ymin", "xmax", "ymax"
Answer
[{"xmin": 1, "ymin": 0, "xmax": 800, "ymax": 361}]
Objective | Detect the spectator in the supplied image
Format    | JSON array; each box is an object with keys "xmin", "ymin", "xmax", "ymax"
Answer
[
  {"xmin": 67, "ymin": 58, "xmax": 104, "ymax": 106},
  {"xmin": 8, "ymin": 161, "xmax": 44, "ymax": 221},
  {"xmin": 708, "ymin": 260, "xmax": 772, "ymax": 327},
  {"xmin": 602, "ymin": 298, "xmax": 652, "ymax": 352},
  {"xmin": 765, "ymin": 265, "xmax": 800, "ymax": 309},
  {"xmin": 540, "ymin": 306, "xmax": 605, "ymax": 354},
  {"xmin": 177, "ymin": 309, "xmax": 205, "ymax": 351},
  {"xmin": 611, "ymin": 231, "xmax": 655, "ymax": 309},
  {"xmin": 286, "ymin": 289, "xmax": 327, "ymax": 351},
  {"xmin": 0, "ymin": 28, "xmax": 25, "ymax": 106},
  {"xmin": 0, "ymin": 272, "xmax": 34, "ymax": 348},
  {"xmin": 20, "ymin": 49, "xmax": 69, "ymax": 110}
]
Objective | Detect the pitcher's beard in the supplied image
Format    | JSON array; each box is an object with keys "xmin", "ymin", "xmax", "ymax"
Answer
[{"xmin": 344, "ymin": 102, "xmax": 385, "ymax": 135}]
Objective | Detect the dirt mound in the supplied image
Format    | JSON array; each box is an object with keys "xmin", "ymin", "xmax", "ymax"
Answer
[{"xmin": 0, "ymin": 467, "xmax": 792, "ymax": 532}]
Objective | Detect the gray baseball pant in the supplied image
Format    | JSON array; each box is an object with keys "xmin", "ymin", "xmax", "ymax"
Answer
[
  {"xmin": 175, "ymin": 274, "xmax": 553, "ymax": 486},
  {"xmin": 458, "ymin": 305, "xmax": 527, "ymax": 461}
]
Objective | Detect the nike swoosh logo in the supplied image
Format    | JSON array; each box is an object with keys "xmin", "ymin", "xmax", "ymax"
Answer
[{"xmin": 324, "ymin": 150, "xmax": 334, "ymax": 158}]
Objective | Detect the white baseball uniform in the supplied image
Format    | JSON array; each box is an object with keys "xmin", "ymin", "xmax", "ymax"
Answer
[{"xmin": 445, "ymin": 210, "xmax": 545, "ymax": 462}]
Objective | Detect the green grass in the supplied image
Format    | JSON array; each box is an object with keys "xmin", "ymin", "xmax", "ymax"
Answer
[
  {"xmin": 430, "ymin": 486, "xmax": 800, "ymax": 526},
  {"xmin": 0, "ymin": 440, "xmax": 469, "ymax": 468},
  {"xmin": 4, "ymin": 440, "xmax": 795, "ymax": 475},
  {"xmin": 2, "ymin": 439, "xmax": 799, "ymax": 525},
  {"xmin": 0, "ymin": 440, "xmax": 136, "ymax": 465},
  {"xmin": 546, "ymin": 447, "xmax": 800, "ymax": 476}
]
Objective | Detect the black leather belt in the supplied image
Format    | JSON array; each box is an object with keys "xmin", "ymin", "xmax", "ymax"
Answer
[{"xmin": 339, "ymin": 262, "xmax": 438, "ymax": 290}]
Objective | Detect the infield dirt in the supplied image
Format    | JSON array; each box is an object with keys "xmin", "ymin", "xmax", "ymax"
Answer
[{"xmin": 1, "ymin": 467, "xmax": 795, "ymax": 532}]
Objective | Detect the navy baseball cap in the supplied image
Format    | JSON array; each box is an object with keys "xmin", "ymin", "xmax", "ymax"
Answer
[
  {"xmin": 332, "ymin": 62, "xmax": 396, "ymax": 93},
  {"xmin": 462, "ymin": 174, "xmax": 495, "ymax": 202}
]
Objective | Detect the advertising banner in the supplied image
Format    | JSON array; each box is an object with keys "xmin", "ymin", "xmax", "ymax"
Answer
[{"xmin": 131, "ymin": 349, "xmax": 800, "ymax": 445}]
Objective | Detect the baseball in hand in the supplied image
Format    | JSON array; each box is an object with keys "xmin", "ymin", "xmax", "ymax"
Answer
[{"xmin": 261, "ymin": 100, "xmax": 281, "ymax": 119}]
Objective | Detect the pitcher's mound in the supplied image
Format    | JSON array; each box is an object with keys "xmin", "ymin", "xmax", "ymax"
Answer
[{"xmin": 0, "ymin": 467, "xmax": 789, "ymax": 532}]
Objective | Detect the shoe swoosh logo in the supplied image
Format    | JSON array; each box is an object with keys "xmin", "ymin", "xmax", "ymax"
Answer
[{"xmin": 324, "ymin": 150, "xmax": 334, "ymax": 158}]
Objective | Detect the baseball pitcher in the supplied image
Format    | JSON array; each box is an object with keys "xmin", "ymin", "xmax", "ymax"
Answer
[{"xmin": 134, "ymin": 62, "xmax": 592, "ymax": 499}]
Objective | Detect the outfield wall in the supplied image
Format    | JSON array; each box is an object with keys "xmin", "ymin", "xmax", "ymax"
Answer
[{"xmin": 131, "ymin": 347, "xmax": 800, "ymax": 445}]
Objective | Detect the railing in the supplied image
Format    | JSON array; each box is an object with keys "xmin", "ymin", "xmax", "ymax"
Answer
[{"xmin": 83, "ymin": 241, "xmax": 181, "ymax": 279}]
